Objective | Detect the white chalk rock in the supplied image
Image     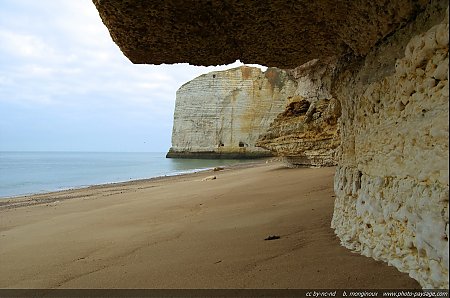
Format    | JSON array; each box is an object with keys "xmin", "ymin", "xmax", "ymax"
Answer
[
  {"xmin": 332, "ymin": 13, "xmax": 449, "ymax": 289},
  {"xmin": 433, "ymin": 59, "xmax": 449, "ymax": 81}
]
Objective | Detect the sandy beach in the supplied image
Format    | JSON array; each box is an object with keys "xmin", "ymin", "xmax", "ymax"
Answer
[{"xmin": 0, "ymin": 162, "xmax": 419, "ymax": 289}]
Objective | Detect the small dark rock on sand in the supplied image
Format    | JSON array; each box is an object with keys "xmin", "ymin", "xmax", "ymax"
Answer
[{"xmin": 264, "ymin": 235, "xmax": 281, "ymax": 241}]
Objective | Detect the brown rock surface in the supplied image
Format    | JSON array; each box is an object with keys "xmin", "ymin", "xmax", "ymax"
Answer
[
  {"xmin": 282, "ymin": 99, "xmax": 310, "ymax": 117},
  {"xmin": 92, "ymin": 0, "xmax": 429, "ymax": 68},
  {"xmin": 257, "ymin": 59, "xmax": 341, "ymax": 167}
]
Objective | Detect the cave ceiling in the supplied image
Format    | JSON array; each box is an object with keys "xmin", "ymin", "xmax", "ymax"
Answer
[{"xmin": 93, "ymin": 0, "xmax": 429, "ymax": 68}]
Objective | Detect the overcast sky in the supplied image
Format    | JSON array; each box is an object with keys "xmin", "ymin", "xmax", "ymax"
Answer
[{"xmin": 0, "ymin": 0, "xmax": 265, "ymax": 152}]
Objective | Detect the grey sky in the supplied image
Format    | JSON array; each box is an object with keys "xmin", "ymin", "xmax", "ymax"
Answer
[{"xmin": 0, "ymin": 0, "xmax": 265, "ymax": 152}]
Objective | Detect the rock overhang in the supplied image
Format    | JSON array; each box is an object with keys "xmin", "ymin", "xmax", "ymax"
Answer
[{"xmin": 92, "ymin": 0, "xmax": 429, "ymax": 68}]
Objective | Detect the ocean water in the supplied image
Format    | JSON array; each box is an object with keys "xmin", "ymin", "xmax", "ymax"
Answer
[{"xmin": 0, "ymin": 151, "xmax": 251, "ymax": 198}]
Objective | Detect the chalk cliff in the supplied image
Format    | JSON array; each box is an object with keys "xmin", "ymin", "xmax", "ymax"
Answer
[
  {"xmin": 167, "ymin": 66, "xmax": 298, "ymax": 158},
  {"xmin": 331, "ymin": 4, "xmax": 449, "ymax": 288},
  {"xmin": 94, "ymin": 0, "xmax": 449, "ymax": 289},
  {"xmin": 257, "ymin": 59, "xmax": 341, "ymax": 167}
]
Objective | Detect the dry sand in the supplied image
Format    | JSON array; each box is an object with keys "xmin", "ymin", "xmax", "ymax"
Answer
[{"xmin": 0, "ymin": 162, "xmax": 419, "ymax": 289}]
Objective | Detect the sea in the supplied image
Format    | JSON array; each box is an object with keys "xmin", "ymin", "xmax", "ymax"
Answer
[{"xmin": 0, "ymin": 151, "xmax": 252, "ymax": 198}]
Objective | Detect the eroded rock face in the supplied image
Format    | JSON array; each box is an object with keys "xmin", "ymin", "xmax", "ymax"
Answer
[
  {"xmin": 257, "ymin": 59, "xmax": 341, "ymax": 167},
  {"xmin": 167, "ymin": 66, "xmax": 297, "ymax": 158},
  {"xmin": 92, "ymin": 0, "xmax": 429, "ymax": 68},
  {"xmin": 331, "ymin": 4, "xmax": 448, "ymax": 288}
]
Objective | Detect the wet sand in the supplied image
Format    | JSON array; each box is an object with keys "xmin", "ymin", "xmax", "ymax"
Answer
[{"xmin": 0, "ymin": 162, "xmax": 419, "ymax": 288}]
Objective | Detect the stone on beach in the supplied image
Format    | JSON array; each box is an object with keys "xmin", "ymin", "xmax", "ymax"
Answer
[{"xmin": 202, "ymin": 175, "xmax": 217, "ymax": 181}]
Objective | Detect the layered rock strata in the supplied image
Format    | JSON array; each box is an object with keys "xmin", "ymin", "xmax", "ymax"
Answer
[
  {"xmin": 93, "ymin": 0, "xmax": 449, "ymax": 289},
  {"xmin": 257, "ymin": 59, "xmax": 341, "ymax": 167},
  {"xmin": 167, "ymin": 66, "xmax": 297, "ymax": 158},
  {"xmin": 331, "ymin": 3, "xmax": 448, "ymax": 288}
]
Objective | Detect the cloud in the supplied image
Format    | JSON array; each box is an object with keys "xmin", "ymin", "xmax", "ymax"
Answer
[
  {"xmin": 0, "ymin": 0, "xmax": 266, "ymax": 151},
  {"xmin": 0, "ymin": 0, "xmax": 264, "ymax": 109},
  {"xmin": 0, "ymin": 29, "xmax": 53, "ymax": 58}
]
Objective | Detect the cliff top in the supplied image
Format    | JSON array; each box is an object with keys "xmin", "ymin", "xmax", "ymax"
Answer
[
  {"xmin": 92, "ymin": 0, "xmax": 429, "ymax": 68},
  {"xmin": 178, "ymin": 66, "xmax": 290, "ymax": 90}
]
